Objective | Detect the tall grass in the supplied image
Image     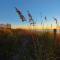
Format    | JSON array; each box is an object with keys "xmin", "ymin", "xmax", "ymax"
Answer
[{"xmin": 0, "ymin": 29, "xmax": 60, "ymax": 60}]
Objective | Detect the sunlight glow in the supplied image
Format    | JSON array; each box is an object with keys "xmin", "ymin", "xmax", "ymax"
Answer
[{"xmin": 12, "ymin": 25, "xmax": 60, "ymax": 30}]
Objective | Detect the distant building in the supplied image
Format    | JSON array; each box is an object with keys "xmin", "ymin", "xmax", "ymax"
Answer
[{"xmin": 0, "ymin": 24, "xmax": 11, "ymax": 29}]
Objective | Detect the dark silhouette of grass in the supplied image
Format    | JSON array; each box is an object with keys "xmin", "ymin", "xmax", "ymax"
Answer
[{"xmin": 0, "ymin": 29, "xmax": 60, "ymax": 60}]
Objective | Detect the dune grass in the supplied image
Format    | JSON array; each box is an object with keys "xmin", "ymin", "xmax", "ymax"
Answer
[{"xmin": 0, "ymin": 29, "xmax": 60, "ymax": 60}]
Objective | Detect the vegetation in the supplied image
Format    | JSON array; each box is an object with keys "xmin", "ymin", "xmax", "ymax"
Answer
[{"xmin": 0, "ymin": 28, "xmax": 60, "ymax": 60}]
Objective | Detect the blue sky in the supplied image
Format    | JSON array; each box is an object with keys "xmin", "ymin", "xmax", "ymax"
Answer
[{"xmin": 0, "ymin": 0, "xmax": 60, "ymax": 28}]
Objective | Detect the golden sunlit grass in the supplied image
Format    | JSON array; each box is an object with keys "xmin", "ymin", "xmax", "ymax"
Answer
[{"xmin": 0, "ymin": 28, "xmax": 60, "ymax": 60}]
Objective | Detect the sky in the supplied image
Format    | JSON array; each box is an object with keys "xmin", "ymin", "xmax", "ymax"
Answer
[{"xmin": 0, "ymin": 0, "xmax": 60, "ymax": 28}]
